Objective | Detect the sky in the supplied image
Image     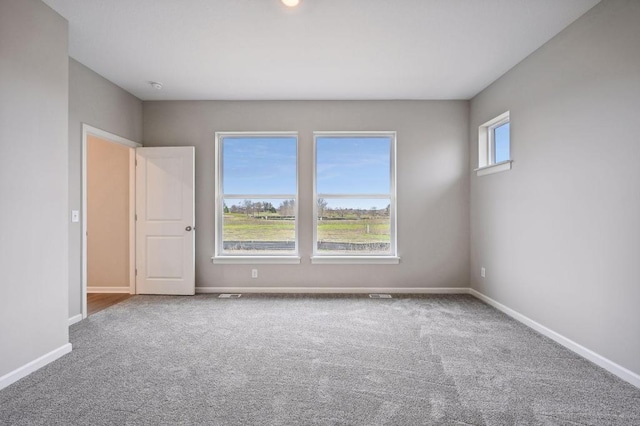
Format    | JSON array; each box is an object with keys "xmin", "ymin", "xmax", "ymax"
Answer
[
  {"xmin": 316, "ymin": 137, "xmax": 390, "ymax": 194},
  {"xmin": 494, "ymin": 122, "xmax": 510, "ymax": 163},
  {"xmin": 222, "ymin": 136, "xmax": 391, "ymax": 211},
  {"xmin": 223, "ymin": 136, "xmax": 297, "ymax": 194}
]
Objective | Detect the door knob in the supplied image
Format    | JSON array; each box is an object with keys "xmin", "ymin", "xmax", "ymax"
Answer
[{"xmin": 185, "ymin": 226, "xmax": 193, "ymax": 231}]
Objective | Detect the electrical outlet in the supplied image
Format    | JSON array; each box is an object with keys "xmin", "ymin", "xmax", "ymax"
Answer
[
  {"xmin": 251, "ymin": 269, "xmax": 258, "ymax": 279},
  {"xmin": 481, "ymin": 267, "xmax": 486, "ymax": 278}
]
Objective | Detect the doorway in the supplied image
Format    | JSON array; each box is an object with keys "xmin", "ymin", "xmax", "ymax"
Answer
[
  {"xmin": 82, "ymin": 124, "xmax": 141, "ymax": 318},
  {"xmin": 87, "ymin": 293, "xmax": 134, "ymax": 316}
]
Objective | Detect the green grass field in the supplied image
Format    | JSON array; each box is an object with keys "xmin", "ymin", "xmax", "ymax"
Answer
[
  {"xmin": 223, "ymin": 214, "xmax": 295, "ymax": 241},
  {"xmin": 223, "ymin": 213, "xmax": 390, "ymax": 243},
  {"xmin": 316, "ymin": 218, "xmax": 390, "ymax": 243}
]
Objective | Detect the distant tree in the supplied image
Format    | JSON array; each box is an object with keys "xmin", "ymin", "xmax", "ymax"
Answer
[
  {"xmin": 243, "ymin": 199, "xmax": 254, "ymax": 217},
  {"xmin": 317, "ymin": 198, "xmax": 328, "ymax": 219},
  {"xmin": 278, "ymin": 200, "xmax": 289, "ymax": 216}
]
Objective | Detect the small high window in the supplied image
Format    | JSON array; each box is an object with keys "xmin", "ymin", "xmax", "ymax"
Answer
[{"xmin": 477, "ymin": 111, "xmax": 512, "ymax": 176}]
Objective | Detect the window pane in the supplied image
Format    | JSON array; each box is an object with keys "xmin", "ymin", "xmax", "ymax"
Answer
[
  {"xmin": 223, "ymin": 137, "xmax": 297, "ymax": 194},
  {"xmin": 494, "ymin": 122, "xmax": 510, "ymax": 163},
  {"xmin": 316, "ymin": 137, "xmax": 390, "ymax": 194},
  {"xmin": 222, "ymin": 198, "xmax": 295, "ymax": 254},
  {"xmin": 316, "ymin": 198, "xmax": 390, "ymax": 254}
]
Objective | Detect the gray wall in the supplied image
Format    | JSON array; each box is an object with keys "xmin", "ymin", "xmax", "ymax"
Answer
[
  {"xmin": 143, "ymin": 101, "xmax": 470, "ymax": 290},
  {"xmin": 0, "ymin": 0, "xmax": 69, "ymax": 376},
  {"xmin": 68, "ymin": 59, "xmax": 143, "ymax": 317},
  {"xmin": 470, "ymin": 0, "xmax": 640, "ymax": 376}
]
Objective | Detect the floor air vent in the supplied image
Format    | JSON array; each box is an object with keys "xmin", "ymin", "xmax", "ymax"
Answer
[
  {"xmin": 218, "ymin": 294, "xmax": 242, "ymax": 299},
  {"xmin": 369, "ymin": 294, "xmax": 392, "ymax": 299}
]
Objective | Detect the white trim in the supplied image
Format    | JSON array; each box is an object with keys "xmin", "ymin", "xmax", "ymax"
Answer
[
  {"xmin": 82, "ymin": 125, "xmax": 141, "ymax": 149},
  {"xmin": 196, "ymin": 286, "xmax": 469, "ymax": 294},
  {"xmin": 68, "ymin": 314, "xmax": 82, "ymax": 326},
  {"xmin": 223, "ymin": 194, "xmax": 297, "ymax": 199},
  {"xmin": 81, "ymin": 124, "xmax": 141, "ymax": 318},
  {"xmin": 87, "ymin": 286, "xmax": 131, "ymax": 293},
  {"xmin": 211, "ymin": 256, "xmax": 301, "ymax": 265},
  {"xmin": 81, "ymin": 128, "xmax": 87, "ymax": 319},
  {"xmin": 468, "ymin": 288, "xmax": 640, "ymax": 389},
  {"xmin": 316, "ymin": 194, "xmax": 391, "ymax": 199},
  {"xmin": 310, "ymin": 256, "xmax": 400, "ymax": 264},
  {"xmin": 128, "ymin": 149, "xmax": 136, "ymax": 295},
  {"xmin": 475, "ymin": 160, "xmax": 512, "ymax": 176},
  {"xmin": 313, "ymin": 131, "xmax": 397, "ymax": 137},
  {"xmin": 0, "ymin": 343, "xmax": 72, "ymax": 391}
]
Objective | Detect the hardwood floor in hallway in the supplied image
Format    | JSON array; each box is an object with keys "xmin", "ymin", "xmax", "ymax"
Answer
[{"xmin": 87, "ymin": 293, "xmax": 134, "ymax": 316}]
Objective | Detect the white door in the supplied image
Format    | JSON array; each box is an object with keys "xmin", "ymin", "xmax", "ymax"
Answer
[{"xmin": 136, "ymin": 147, "xmax": 195, "ymax": 295}]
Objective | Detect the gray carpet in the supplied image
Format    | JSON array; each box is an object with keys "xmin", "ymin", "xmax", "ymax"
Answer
[{"xmin": 1, "ymin": 294, "xmax": 639, "ymax": 425}]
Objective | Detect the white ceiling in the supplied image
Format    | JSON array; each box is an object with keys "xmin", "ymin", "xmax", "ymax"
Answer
[{"xmin": 43, "ymin": 0, "xmax": 600, "ymax": 101}]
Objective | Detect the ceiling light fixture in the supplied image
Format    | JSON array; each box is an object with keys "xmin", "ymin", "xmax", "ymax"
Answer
[
  {"xmin": 281, "ymin": 0, "xmax": 300, "ymax": 7},
  {"xmin": 149, "ymin": 81, "xmax": 163, "ymax": 90}
]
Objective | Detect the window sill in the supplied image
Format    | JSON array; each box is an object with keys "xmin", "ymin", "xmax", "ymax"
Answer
[
  {"xmin": 212, "ymin": 256, "xmax": 301, "ymax": 265},
  {"xmin": 475, "ymin": 160, "xmax": 512, "ymax": 176},
  {"xmin": 310, "ymin": 256, "xmax": 400, "ymax": 265}
]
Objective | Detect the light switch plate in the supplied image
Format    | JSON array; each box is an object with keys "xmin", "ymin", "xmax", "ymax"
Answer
[{"xmin": 71, "ymin": 210, "xmax": 80, "ymax": 223}]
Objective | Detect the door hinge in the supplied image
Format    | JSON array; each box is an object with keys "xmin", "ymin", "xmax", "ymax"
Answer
[
  {"xmin": 135, "ymin": 268, "xmax": 138, "ymax": 276},
  {"xmin": 135, "ymin": 159, "xmax": 138, "ymax": 166},
  {"xmin": 135, "ymin": 213, "xmax": 137, "ymax": 221}
]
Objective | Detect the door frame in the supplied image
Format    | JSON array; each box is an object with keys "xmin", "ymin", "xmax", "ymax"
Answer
[{"xmin": 81, "ymin": 124, "xmax": 141, "ymax": 319}]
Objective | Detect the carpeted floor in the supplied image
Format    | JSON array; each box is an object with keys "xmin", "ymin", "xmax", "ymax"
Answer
[{"xmin": 1, "ymin": 294, "xmax": 639, "ymax": 425}]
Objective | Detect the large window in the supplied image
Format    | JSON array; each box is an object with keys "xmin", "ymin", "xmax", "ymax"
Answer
[
  {"xmin": 313, "ymin": 132, "xmax": 397, "ymax": 262},
  {"xmin": 214, "ymin": 132, "xmax": 299, "ymax": 262}
]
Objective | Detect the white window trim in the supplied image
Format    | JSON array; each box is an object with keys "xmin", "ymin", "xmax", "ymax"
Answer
[
  {"xmin": 310, "ymin": 256, "xmax": 400, "ymax": 265},
  {"xmin": 212, "ymin": 256, "xmax": 301, "ymax": 265},
  {"xmin": 477, "ymin": 111, "xmax": 511, "ymax": 176},
  {"xmin": 213, "ymin": 131, "xmax": 299, "ymax": 262},
  {"xmin": 474, "ymin": 160, "xmax": 512, "ymax": 176},
  {"xmin": 312, "ymin": 131, "xmax": 398, "ymax": 263}
]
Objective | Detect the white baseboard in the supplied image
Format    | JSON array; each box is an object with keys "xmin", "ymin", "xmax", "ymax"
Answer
[
  {"xmin": 87, "ymin": 286, "xmax": 130, "ymax": 294},
  {"xmin": 68, "ymin": 314, "xmax": 83, "ymax": 326},
  {"xmin": 468, "ymin": 288, "xmax": 640, "ymax": 389},
  {"xmin": 0, "ymin": 343, "xmax": 72, "ymax": 391},
  {"xmin": 196, "ymin": 286, "xmax": 471, "ymax": 294}
]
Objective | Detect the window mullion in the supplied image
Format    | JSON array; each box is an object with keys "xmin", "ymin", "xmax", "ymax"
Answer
[
  {"xmin": 223, "ymin": 194, "xmax": 297, "ymax": 199},
  {"xmin": 317, "ymin": 194, "xmax": 390, "ymax": 199}
]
